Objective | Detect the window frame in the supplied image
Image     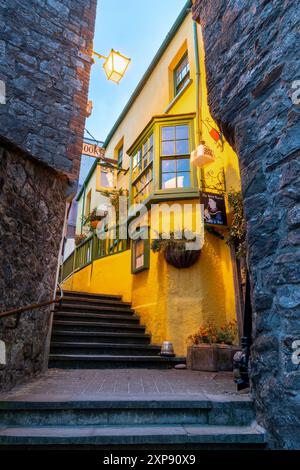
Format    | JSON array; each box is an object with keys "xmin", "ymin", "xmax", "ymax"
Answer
[
  {"xmin": 131, "ymin": 130, "xmax": 154, "ymax": 205},
  {"xmin": 117, "ymin": 145, "xmax": 124, "ymax": 169},
  {"xmin": 174, "ymin": 51, "xmax": 190, "ymax": 97},
  {"xmin": 159, "ymin": 122, "xmax": 192, "ymax": 191},
  {"xmin": 131, "ymin": 228, "xmax": 150, "ymax": 274}
]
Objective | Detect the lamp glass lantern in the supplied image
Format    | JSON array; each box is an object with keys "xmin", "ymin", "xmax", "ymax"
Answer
[{"xmin": 103, "ymin": 49, "xmax": 131, "ymax": 84}]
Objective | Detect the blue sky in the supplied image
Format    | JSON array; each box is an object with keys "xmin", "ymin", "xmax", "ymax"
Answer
[{"xmin": 85, "ymin": 0, "xmax": 187, "ymax": 143}]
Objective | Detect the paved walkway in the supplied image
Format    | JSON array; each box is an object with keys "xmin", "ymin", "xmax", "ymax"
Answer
[{"xmin": 0, "ymin": 369, "xmax": 249, "ymax": 402}]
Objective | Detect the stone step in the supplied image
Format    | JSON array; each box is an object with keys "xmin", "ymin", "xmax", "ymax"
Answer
[
  {"xmin": 56, "ymin": 304, "xmax": 135, "ymax": 314},
  {"xmin": 0, "ymin": 398, "xmax": 256, "ymax": 427},
  {"xmin": 48, "ymin": 354, "xmax": 185, "ymax": 369},
  {"xmin": 0, "ymin": 423, "xmax": 266, "ymax": 447},
  {"xmin": 57, "ymin": 295, "xmax": 131, "ymax": 308},
  {"xmin": 50, "ymin": 342, "xmax": 161, "ymax": 356},
  {"xmin": 51, "ymin": 331, "xmax": 151, "ymax": 345},
  {"xmin": 52, "ymin": 320, "xmax": 146, "ymax": 334},
  {"xmin": 60, "ymin": 290, "xmax": 122, "ymax": 301},
  {"xmin": 54, "ymin": 312, "xmax": 140, "ymax": 324}
]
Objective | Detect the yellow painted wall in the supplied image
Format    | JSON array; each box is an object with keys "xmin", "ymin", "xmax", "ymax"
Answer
[{"xmin": 62, "ymin": 250, "xmax": 133, "ymax": 303}]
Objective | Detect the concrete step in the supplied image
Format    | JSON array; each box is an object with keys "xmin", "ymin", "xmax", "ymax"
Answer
[
  {"xmin": 48, "ymin": 354, "xmax": 185, "ymax": 369},
  {"xmin": 0, "ymin": 398, "xmax": 256, "ymax": 426},
  {"xmin": 0, "ymin": 423, "xmax": 266, "ymax": 447},
  {"xmin": 56, "ymin": 304, "xmax": 135, "ymax": 314},
  {"xmin": 51, "ymin": 331, "xmax": 151, "ymax": 345},
  {"xmin": 54, "ymin": 312, "xmax": 140, "ymax": 324},
  {"xmin": 50, "ymin": 342, "xmax": 161, "ymax": 356},
  {"xmin": 52, "ymin": 320, "xmax": 146, "ymax": 334},
  {"xmin": 60, "ymin": 290, "xmax": 122, "ymax": 301}
]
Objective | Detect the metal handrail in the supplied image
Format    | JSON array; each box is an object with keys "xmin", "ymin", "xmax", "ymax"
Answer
[{"xmin": 0, "ymin": 284, "xmax": 64, "ymax": 319}]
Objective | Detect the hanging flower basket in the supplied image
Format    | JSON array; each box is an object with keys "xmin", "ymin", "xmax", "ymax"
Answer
[
  {"xmin": 191, "ymin": 141, "xmax": 215, "ymax": 168},
  {"xmin": 151, "ymin": 230, "xmax": 202, "ymax": 269},
  {"xmin": 164, "ymin": 246, "xmax": 200, "ymax": 269}
]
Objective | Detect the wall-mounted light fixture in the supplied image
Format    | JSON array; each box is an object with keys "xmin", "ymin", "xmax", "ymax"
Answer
[{"xmin": 92, "ymin": 49, "xmax": 131, "ymax": 84}]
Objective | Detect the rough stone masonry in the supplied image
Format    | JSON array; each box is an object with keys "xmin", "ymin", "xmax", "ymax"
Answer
[
  {"xmin": 193, "ymin": 0, "xmax": 300, "ymax": 449},
  {"xmin": 0, "ymin": 0, "xmax": 97, "ymax": 390}
]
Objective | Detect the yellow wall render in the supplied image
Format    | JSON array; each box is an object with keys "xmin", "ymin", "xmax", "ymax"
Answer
[{"xmin": 62, "ymin": 250, "xmax": 133, "ymax": 303}]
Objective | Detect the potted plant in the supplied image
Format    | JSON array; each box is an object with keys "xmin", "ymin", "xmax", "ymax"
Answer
[
  {"xmin": 151, "ymin": 230, "xmax": 202, "ymax": 269},
  {"xmin": 85, "ymin": 208, "xmax": 107, "ymax": 230},
  {"xmin": 187, "ymin": 320, "xmax": 240, "ymax": 371}
]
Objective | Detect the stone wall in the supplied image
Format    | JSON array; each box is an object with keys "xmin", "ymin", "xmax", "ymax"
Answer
[
  {"xmin": 193, "ymin": 0, "xmax": 300, "ymax": 448},
  {"xmin": 0, "ymin": 143, "xmax": 67, "ymax": 391},
  {"xmin": 0, "ymin": 0, "xmax": 97, "ymax": 390},
  {"xmin": 0, "ymin": 0, "xmax": 97, "ymax": 181}
]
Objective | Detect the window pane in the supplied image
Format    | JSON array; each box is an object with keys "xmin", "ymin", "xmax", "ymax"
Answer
[
  {"xmin": 162, "ymin": 173, "xmax": 177, "ymax": 189},
  {"xmin": 176, "ymin": 139, "xmax": 189, "ymax": 155},
  {"xmin": 143, "ymin": 142, "xmax": 147, "ymax": 156},
  {"xmin": 149, "ymin": 146, "xmax": 153, "ymax": 162},
  {"xmin": 162, "ymin": 140, "xmax": 175, "ymax": 155},
  {"xmin": 162, "ymin": 126, "xmax": 175, "ymax": 141},
  {"xmin": 177, "ymin": 158, "xmax": 190, "ymax": 172},
  {"xmin": 162, "ymin": 159, "xmax": 176, "ymax": 173},
  {"xmin": 177, "ymin": 172, "xmax": 190, "ymax": 188},
  {"xmin": 176, "ymin": 125, "xmax": 189, "ymax": 140},
  {"xmin": 149, "ymin": 133, "xmax": 153, "ymax": 148}
]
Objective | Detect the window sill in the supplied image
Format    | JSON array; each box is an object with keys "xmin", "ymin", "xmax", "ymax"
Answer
[{"xmin": 164, "ymin": 78, "xmax": 193, "ymax": 114}]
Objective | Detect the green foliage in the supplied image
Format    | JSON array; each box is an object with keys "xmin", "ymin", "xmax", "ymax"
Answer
[
  {"xmin": 151, "ymin": 230, "xmax": 198, "ymax": 253},
  {"xmin": 225, "ymin": 191, "xmax": 247, "ymax": 258}
]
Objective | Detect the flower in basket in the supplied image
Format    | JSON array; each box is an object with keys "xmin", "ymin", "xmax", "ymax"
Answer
[{"xmin": 75, "ymin": 233, "xmax": 87, "ymax": 246}]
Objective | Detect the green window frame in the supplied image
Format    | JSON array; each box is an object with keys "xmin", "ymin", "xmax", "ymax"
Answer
[
  {"xmin": 132, "ymin": 132, "xmax": 154, "ymax": 204},
  {"xmin": 117, "ymin": 145, "xmax": 124, "ymax": 169},
  {"xmin": 174, "ymin": 52, "xmax": 190, "ymax": 96},
  {"xmin": 131, "ymin": 230, "xmax": 150, "ymax": 274},
  {"xmin": 160, "ymin": 124, "xmax": 191, "ymax": 190}
]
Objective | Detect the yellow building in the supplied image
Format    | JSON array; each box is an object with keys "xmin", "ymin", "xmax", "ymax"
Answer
[{"xmin": 62, "ymin": 1, "xmax": 242, "ymax": 356}]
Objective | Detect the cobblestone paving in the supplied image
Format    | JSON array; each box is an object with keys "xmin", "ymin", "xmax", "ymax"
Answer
[{"xmin": 0, "ymin": 369, "xmax": 249, "ymax": 402}]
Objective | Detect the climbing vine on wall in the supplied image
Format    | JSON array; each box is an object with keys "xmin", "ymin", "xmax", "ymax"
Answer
[{"xmin": 225, "ymin": 191, "xmax": 247, "ymax": 258}]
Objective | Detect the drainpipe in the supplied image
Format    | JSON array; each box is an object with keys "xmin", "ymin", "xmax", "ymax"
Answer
[
  {"xmin": 193, "ymin": 21, "xmax": 202, "ymax": 146},
  {"xmin": 193, "ymin": 20, "xmax": 205, "ymax": 188}
]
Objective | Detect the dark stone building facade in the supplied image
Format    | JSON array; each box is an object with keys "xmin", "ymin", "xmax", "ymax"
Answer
[
  {"xmin": 0, "ymin": 0, "xmax": 97, "ymax": 390},
  {"xmin": 193, "ymin": 0, "xmax": 300, "ymax": 448}
]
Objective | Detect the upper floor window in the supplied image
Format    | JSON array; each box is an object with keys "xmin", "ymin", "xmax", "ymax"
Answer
[
  {"xmin": 160, "ymin": 124, "xmax": 190, "ymax": 189},
  {"xmin": 117, "ymin": 145, "xmax": 124, "ymax": 169},
  {"xmin": 132, "ymin": 133, "xmax": 154, "ymax": 204},
  {"xmin": 174, "ymin": 52, "xmax": 190, "ymax": 96}
]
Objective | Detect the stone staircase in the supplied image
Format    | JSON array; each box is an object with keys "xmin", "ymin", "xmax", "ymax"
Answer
[
  {"xmin": 0, "ymin": 396, "xmax": 265, "ymax": 448},
  {"xmin": 49, "ymin": 290, "xmax": 185, "ymax": 369}
]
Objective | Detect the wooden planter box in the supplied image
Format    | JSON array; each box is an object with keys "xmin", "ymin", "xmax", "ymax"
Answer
[{"xmin": 187, "ymin": 344, "xmax": 241, "ymax": 372}]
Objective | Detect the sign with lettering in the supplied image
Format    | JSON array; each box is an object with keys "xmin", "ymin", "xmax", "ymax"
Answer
[
  {"xmin": 200, "ymin": 191, "xmax": 227, "ymax": 226},
  {"xmin": 82, "ymin": 141, "xmax": 105, "ymax": 158}
]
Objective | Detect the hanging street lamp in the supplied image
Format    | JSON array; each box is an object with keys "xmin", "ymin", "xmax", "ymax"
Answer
[{"xmin": 92, "ymin": 49, "xmax": 131, "ymax": 84}]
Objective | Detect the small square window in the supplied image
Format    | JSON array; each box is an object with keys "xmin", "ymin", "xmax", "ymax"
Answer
[{"xmin": 131, "ymin": 232, "xmax": 150, "ymax": 274}]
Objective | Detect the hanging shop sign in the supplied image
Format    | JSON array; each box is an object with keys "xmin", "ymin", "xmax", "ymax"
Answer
[
  {"xmin": 200, "ymin": 191, "xmax": 227, "ymax": 226},
  {"xmin": 82, "ymin": 140, "xmax": 105, "ymax": 158}
]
